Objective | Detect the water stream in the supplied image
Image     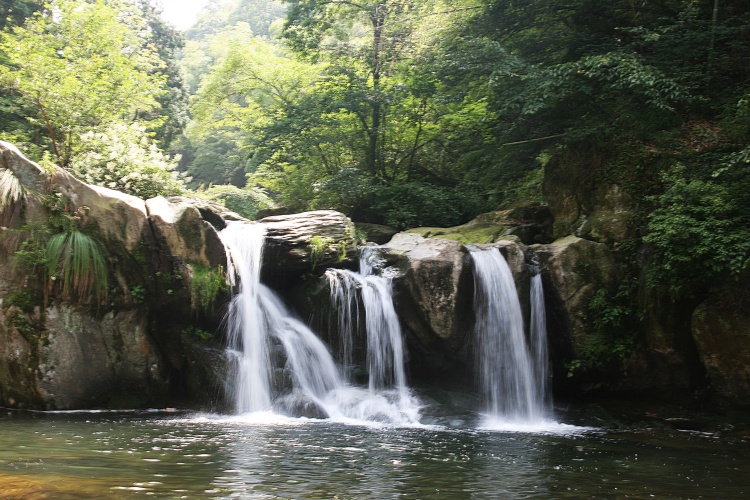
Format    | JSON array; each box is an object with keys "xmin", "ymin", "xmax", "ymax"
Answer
[
  {"xmin": 471, "ymin": 248, "xmax": 548, "ymax": 425},
  {"xmin": 2, "ymin": 234, "xmax": 748, "ymax": 497},
  {"xmin": 220, "ymin": 223, "xmax": 418, "ymax": 425}
]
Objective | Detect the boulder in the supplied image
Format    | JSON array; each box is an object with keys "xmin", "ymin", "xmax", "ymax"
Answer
[
  {"xmin": 534, "ymin": 236, "xmax": 621, "ymax": 370},
  {"xmin": 354, "ymin": 222, "xmax": 398, "ymax": 245},
  {"xmin": 260, "ymin": 210, "xmax": 358, "ymax": 273},
  {"xmin": 146, "ymin": 196, "xmax": 228, "ymax": 270},
  {"xmin": 0, "ymin": 142, "xmax": 229, "ymax": 410},
  {"xmin": 379, "ymin": 233, "xmax": 529, "ymax": 377},
  {"xmin": 36, "ymin": 306, "xmax": 167, "ymax": 409},
  {"xmin": 405, "ymin": 207, "xmax": 553, "ymax": 246},
  {"xmin": 544, "ymin": 146, "xmax": 637, "ymax": 244},
  {"xmin": 692, "ymin": 274, "xmax": 750, "ymax": 406}
]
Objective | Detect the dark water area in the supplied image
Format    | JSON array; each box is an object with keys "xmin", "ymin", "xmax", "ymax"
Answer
[{"xmin": 2, "ymin": 396, "xmax": 749, "ymax": 499}]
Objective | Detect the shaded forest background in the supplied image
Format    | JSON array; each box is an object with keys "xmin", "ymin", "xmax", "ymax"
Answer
[{"xmin": 1, "ymin": 0, "xmax": 749, "ymax": 299}]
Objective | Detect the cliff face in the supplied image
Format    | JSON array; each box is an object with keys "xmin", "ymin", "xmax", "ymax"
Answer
[
  {"xmin": 0, "ymin": 142, "xmax": 230, "ymax": 410},
  {"xmin": 0, "ymin": 141, "xmax": 362, "ymax": 410},
  {"xmin": 539, "ymin": 142, "xmax": 750, "ymax": 407}
]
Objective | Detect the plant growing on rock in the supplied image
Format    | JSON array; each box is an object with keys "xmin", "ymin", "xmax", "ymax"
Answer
[
  {"xmin": 190, "ymin": 264, "xmax": 228, "ymax": 313},
  {"xmin": 42, "ymin": 197, "xmax": 108, "ymax": 303}
]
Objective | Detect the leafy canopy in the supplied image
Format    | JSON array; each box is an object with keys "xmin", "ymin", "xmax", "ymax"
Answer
[{"xmin": 0, "ymin": 0, "xmax": 167, "ymax": 166}]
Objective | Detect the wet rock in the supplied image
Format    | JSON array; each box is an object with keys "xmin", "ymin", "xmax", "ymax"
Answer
[
  {"xmin": 260, "ymin": 210, "xmax": 357, "ymax": 272},
  {"xmin": 355, "ymin": 222, "xmax": 398, "ymax": 244}
]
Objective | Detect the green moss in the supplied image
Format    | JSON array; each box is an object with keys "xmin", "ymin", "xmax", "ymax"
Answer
[
  {"xmin": 308, "ymin": 235, "xmax": 334, "ymax": 269},
  {"xmin": 190, "ymin": 264, "xmax": 228, "ymax": 313},
  {"xmin": 406, "ymin": 223, "xmax": 507, "ymax": 244},
  {"xmin": 177, "ymin": 213, "xmax": 203, "ymax": 255},
  {"xmin": 181, "ymin": 326, "xmax": 214, "ymax": 342}
]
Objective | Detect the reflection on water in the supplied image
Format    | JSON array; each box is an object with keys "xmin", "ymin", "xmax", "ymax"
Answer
[{"xmin": 1, "ymin": 405, "xmax": 749, "ymax": 499}]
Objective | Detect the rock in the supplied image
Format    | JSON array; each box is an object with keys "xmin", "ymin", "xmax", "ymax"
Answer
[
  {"xmin": 146, "ymin": 196, "xmax": 228, "ymax": 270},
  {"xmin": 535, "ymin": 235, "xmax": 621, "ymax": 364},
  {"xmin": 260, "ymin": 210, "xmax": 357, "ymax": 272},
  {"xmin": 37, "ymin": 306, "xmax": 167, "ymax": 409},
  {"xmin": 405, "ymin": 207, "xmax": 553, "ymax": 246},
  {"xmin": 544, "ymin": 149, "xmax": 636, "ymax": 244},
  {"xmin": 692, "ymin": 274, "xmax": 750, "ymax": 406},
  {"xmin": 0, "ymin": 142, "xmax": 229, "ymax": 410},
  {"xmin": 354, "ymin": 222, "xmax": 398, "ymax": 244},
  {"xmin": 379, "ymin": 233, "xmax": 529, "ymax": 377}
]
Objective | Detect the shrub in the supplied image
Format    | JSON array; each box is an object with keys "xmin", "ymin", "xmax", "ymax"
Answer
[
  {"xmin": 645, "ymin": 165, "xmax": 750, "ymax": 295},
  {"xmin": 196, "ymin": 184, "xmax": 273, "ymax": 220},
  {"xmin": 69, "ymin": 122, "xmax": 188, "ymax": 199}
]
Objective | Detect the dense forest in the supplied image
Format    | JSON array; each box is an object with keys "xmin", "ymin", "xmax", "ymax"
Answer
[{"xmin": 1, "ymin": 0, "xmax": 749, "ymax": 301}]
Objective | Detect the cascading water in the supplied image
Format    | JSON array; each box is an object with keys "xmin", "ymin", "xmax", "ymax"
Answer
[
  {"xmin": 529, "ymin": 266, "xmax": 550, "ymax": 409},
  {"xmin": 325, "ymin": 247, "xmax": 419, "ymax": 421},
  {"xmin": 222, "ymin": 222, "xmax": 272, "ymax": 413},
  {"xmin": 221, "ymin": 221, "xmax": 343, "ymax": 415},
  {"xmin": 470, "ymin": 247, "xmax": 548, "ymax": 424},
  {"xmin": 221, "ymin": 222, "xmax": 418, "ymax": 424}
]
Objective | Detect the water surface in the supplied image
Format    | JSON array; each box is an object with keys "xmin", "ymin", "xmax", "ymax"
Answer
[{"xmin": 1, "ymin": 405, "xmax": 749, "ymax": 499}]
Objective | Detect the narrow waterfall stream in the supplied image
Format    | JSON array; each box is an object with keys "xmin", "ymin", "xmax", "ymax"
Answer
[
  {"xmin": 530, "ymin": 266, "xmax": 550, "ymax": 409},
  {"xmin": 220, "ymin": 222, "xmax": 418, "ymax": 424},
  {"xmin": 471, "ymin": 247, "xmax": 550, "ymax": 425},
  {"xmin": 325, "ymin": 247, "xmax": 419, "ymax": 422}
]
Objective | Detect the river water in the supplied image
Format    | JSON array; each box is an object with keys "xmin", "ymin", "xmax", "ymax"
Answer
[{"xmin": 2, "ymin": 399, "xmax": 749, "ymax": 499}]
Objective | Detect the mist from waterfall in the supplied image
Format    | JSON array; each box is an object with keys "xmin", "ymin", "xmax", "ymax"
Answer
[{"xmin": 471, "ymin": 247, "xmax": 550, "ymax": 425}]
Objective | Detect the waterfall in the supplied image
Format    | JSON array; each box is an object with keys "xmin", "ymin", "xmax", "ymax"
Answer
[
  {"xmin": 221, "ymin": 222, "xmax": 343, "ymax": 415},
  {"xmin": 222, "ymin": 222, "xmax": 272, "ymax": 413},
  {"xmin": 325, "ymin": 247, "xmax": 416, "ymax": 413},
  {"xmin": 471, "ymin": 247, "xmax": 547, "ymax": 423},
  {"xmin": 529, "ymin": 267, "xmax": 550, "ymax": 409},
  {"xmin": 220, "ymin": 222, "xmax": 418, "ymax": 424}
]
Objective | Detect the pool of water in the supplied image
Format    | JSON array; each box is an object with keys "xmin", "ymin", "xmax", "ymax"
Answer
[{"xmin": 1, "ymin": 402, "xmax": 749, "ymax": 499}]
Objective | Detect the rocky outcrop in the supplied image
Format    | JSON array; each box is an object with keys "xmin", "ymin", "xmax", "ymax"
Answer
[
  {"xmin": 146, "ymin": 196, "xmax": 227, "ymax": 270},
  {"xmin": 544, "ymin": 146, "xmax": 637, "ymax": 244},
  {"xmin": 691, "ymin": 273, "xmax": 750, "ymax": 406},
  {"xmin": 260, "ymin": 210, "xmax": 358, "ymax": 274},
  {"xmin": 535, "ymin": 235, "xmax": 621, "ymax": 353},
  {"xmin": 377, "ymin": 233, "xmax": 530, "ymax": 376},
  {"xmin": 0, "ymin": 141, "xmax": 229, "ymax": 410},
  {"xmin": 406, "ymin": 206, "xmax": 553, "ymax": 246}
]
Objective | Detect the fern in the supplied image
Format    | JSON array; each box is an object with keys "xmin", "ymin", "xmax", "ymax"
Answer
[
  {"xmin": 0, "ymin": 167, "xmax": 25, "ymax": 226},
  {"xmin": 45, "ymin": 230, "xmax": 108, "ymax": 302}
]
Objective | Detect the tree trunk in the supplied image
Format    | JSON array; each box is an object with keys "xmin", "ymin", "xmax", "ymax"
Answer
[{"xmin": 366, "ymin": 5, "xmax": 385, "ymax": 178}]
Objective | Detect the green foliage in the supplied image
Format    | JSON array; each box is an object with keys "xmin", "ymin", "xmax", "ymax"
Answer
[
  {"xmin": 0, "ymin": 163, "xmax": 24, "ymax": 225},
  {"xmin": 181, "ymin": 326, "xmax": 214, "ymax": 342},
  {"xmin": 129, "ymin": 284, "xmax": 146, "ymax": 304},
  {"xmin": 568, "ymin": 284, "xmax": 640, "ymax": 377},
  {"xmin": 370, "ymin": 182, "xmax": 490, "ymax": 230},
  {"xmin": 5, "ymin": 289, "xmax": 42, "ymax": 313},
  {"xmin": 190, "ymin": 264, "xmax": 228, "ymax": 313},
  {"xmin": 69, "ymin": 122, "xmax": 188, "ymax": 199},
  {"xmin": 196, "ymin": 184, "xmax": 273, "ymax": 220},
  {"xmin": 308, "ymin": 235, "xmax": 333, "ymax": 270},
  {"xmin": 644, "ymin": 165, "xmax": 750, "ymax": 296},
  {"xmin": 0, "ymin": 0, "xmax": 167, "ymax": 166},
  {"xmin": 45, "ymin": 229, "xmax": 108, "ymax": 303}
]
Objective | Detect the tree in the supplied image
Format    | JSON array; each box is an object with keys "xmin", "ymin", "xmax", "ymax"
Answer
[
  {"xmin": 69, "ymin": 122, "xmax": 187, "ymax": 200},
  {"xmin": 282, "ymin": 0, "xmax": 426, "ymax": 178},
  {"xmin": 0, "ymin": 0, "xmax": 166, "ymax": 166}
]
